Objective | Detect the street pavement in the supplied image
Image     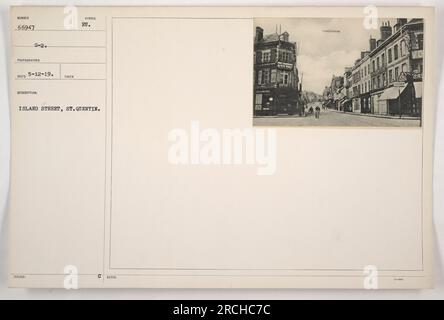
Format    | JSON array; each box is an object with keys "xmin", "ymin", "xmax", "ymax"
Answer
[{"xmin": 253, "ymin": 109, "xmax": 421, "ymax": 127}]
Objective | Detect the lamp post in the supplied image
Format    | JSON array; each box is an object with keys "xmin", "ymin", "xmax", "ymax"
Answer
[
  {"xmin": 398, "ymin": 28, "xmax": 419, "ymax": 119},
  {"xmin": 398, "ymin": 86, "xmax": 402, "ymax": 119}
]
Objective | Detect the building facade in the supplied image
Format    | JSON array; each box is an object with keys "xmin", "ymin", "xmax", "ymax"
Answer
[
  {"xmin": 359, "ymin": 53, "xmax": 372, "ymax": 113},
  {"xmin": 369, "ymin": 19, "xmax": 423, "ymax": 116},
  {"xmin": 327, "ymin": 19, "xmax": 423, "ymax": 117},
  {"xmin": 253, "ymin": 27, "xmax": 300, "ymax": 116},
  {"xmin": 351, "ymin": 60, "xmax": 362, "ymax": 112},
  {"xmin": 331, "ymin": 75, "xmax": 345, "ymax": 110},
  {"xmin": 341, "ymin": 67, "xmax": 353, "ymax": 112}
]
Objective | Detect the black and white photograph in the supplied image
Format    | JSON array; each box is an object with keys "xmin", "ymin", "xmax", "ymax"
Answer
[
  {"xmin": 253, "ymin": 18, "xmax": 424, "ymax": 127},
  {"xmin": 1, "ymin": 3, "xmax": 442, "ymax": 299}
]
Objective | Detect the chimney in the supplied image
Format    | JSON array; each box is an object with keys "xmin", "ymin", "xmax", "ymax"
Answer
[
  {"xmin": 394, "ymin": 18, "xmax": 408, "ymax": 33},
  {"xmin": 397, "ymin": 18, "xmax": 407, "ymax": 27},
  {"xmin": 380, "ymin": 21, "xmax": 392, "ymax": 42},
  {"xmin": 255, "ymin": 27, "xmax": 263, "ymax": 42},
  {"xmin": 281, "ymin": 31, "xmax": 289, "ymax": 42},
  {"xmin": 369, "ymin": 37, "xmax": 377, "ymax": 51}
]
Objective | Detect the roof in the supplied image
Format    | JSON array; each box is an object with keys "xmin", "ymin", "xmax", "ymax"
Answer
[
  {"xmin": 370, "ymin": 19, "xmax": 424, "ymax": 57},
  {"xmin": 258, "ymin": 32, "xmax": 294, "ymax": 44},
  {"xmin": 262, "ymin": 33, "xmax": 280, "ymax": 42}
]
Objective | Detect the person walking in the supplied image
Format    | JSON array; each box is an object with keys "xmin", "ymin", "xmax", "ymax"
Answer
[{"xmin": 315, "ymin": 105, "xmax": 321, "ymax": 119}]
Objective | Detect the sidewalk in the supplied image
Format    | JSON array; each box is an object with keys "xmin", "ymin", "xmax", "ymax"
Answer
[{"xmin": 328, "ymin": 109, "xmax": 420, "ymax": 121}]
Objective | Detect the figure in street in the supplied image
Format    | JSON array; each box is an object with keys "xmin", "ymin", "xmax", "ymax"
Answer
[{"xmin": 315, "ymin": 105, "xmax": 321, "ymax": 119}]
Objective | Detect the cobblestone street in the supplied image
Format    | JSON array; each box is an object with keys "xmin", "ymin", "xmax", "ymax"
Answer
[{"xmin": 253, "ymin": 109, "xmax": 420, "ymax": 127}]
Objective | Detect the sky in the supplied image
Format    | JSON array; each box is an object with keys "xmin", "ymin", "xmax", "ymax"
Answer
[{"xmin": 255, "ymin": 18, "xmax": 398, "ymax": 95}]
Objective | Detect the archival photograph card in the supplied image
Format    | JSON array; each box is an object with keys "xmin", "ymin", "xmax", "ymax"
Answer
[{"xmin": 8, "ymin": 6, "xmax": 435, "ymax": 289}]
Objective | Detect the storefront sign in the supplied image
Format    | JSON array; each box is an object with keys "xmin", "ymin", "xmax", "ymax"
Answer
[{"xmin": 277, "ymin": 62, "xmax": 293, "ymax": 70}]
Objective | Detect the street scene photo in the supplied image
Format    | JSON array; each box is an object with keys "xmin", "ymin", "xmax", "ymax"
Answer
[{"xmin": 253, "ymin": 18, "xmax": 424, "ymax": 127}]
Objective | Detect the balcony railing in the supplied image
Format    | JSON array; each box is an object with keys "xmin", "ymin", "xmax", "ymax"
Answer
[{"xmin": 370, "ymin": 65, "xmax": 387, "ymax": 76}]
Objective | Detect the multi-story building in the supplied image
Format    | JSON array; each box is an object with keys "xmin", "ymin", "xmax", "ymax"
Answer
[
  {"xmin": 351, "ymin": 59, "xmax": 362, "ymax": 112},
  {"xmin": 325, "ymin": 19, "xmax": 423, "ymax": 117},
  {"xmin": 349, "ymin": 43, "xmax": 372, "ymax": 113},
  {"xmin": 369, "ymin": 22, "xmax": 392, "ymax": 114},
  {"xmin": 323, "ymin": 85, "xmax": 332, "ymax": 101},
  {"xmin": 330, "ymin": 75, "xmax": 344, "ymax": 110},
  {"xmin": 359, "ymin": 52, "xmax": 372, "ymax": 113},
  {"xmin": 322, "ymin": 85, "xmax": 333, "ymax": 109},
  {"xmin": 253, "ymin": 27, "xmax": 300, "ymax": 116},
  {"xmin": 342, "ymin": 67, "xmax": 353, "ymax": 111},
  {"xmin": 370, "ymin": 19, "xmax": 423, "ymax": 116}
]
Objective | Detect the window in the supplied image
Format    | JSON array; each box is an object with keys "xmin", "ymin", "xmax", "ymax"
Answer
[
  {"xmin": 377, "ymin": 75, "xmax": 381, "ymax": 88},
  {"xmin": 382, "ymin": 73, "xmax": 386, "ymax": 86},
  {"xmin": 417, "ymin": 34, "xmax": 424, "ymax": 50},
  {"xmin": 400, "ymin": 41, "xmax": 404, "ymax": 56},
  {"xmin": 257, "ymin": 70, "xmax": 262, "ymax": 85},
  {"xmin": 280, "ymin": 51, "xmax": 292, "ymax": 63},
  {"xmin": 389, "ymin": 69, "xmax": 393, "ymax": 83},
  {"xmin": 401, "ymin": 63, "xmax": 407, "ymax": 73},
  {"xmin": 255, "ymin": 94, "xmax": 263, "ymax": 109},
  {"xmin": 394, "ymin": 44, "xmax": 399, "ymax": 60},
  {"xmin": 388, "ymin": 48, "xmax": 392, "ymax": 63},
  {"xmin": 395, "ymin": 67, "xmax": 399, "ymax": 80},
  {"xmin": 365, "ymin": 82, "xmax": 367, "ymax": 93},
  {"xmin": 372, "ymin": 61, "xmax": 376, "ymax": 72},
  {"xmin": 263, "ymin": 69, "xmax": 270, "ymax": 84},
  {"xmin": 283, "ymin": 72, "xmax": 289, "ymax": 85},
  {"xmin": 377, "ymin": 57, "xmax": 380, "ymax": 69},
  {"xmin": 262, "ymin": 50, "xmax": 271, "ymax": 63},
  {"xmin": 382, "ymin": 53, "xmax": 385, "ymax": 66},
  {"xmin": 271, "ymin": 69, "xmax": 277, "ymax": 83}
]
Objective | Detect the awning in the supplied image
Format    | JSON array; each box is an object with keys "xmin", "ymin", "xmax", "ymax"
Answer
[
  {"xmin": 334, "ymin": 92, "xmax": 345, "ymax": 101},
  {"xmin": 379, "ymin": 84, "xmax": 407, "ymax": 100},
  {"xmin": 340, "ymin": 99, "xmax": 351, "ymax": 105},
  {"xmin": 414, "ymin": 82, "xmax": 423, "ymax": 98}
]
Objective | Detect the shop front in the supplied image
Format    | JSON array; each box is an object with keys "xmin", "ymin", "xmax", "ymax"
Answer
[
  {"xmin": 360, "ymin": 93, "xmax": 371, "ymax": 114},
  {"xmin": 254, "ymin": 87, "xmax": 300, "ymax": 116}
]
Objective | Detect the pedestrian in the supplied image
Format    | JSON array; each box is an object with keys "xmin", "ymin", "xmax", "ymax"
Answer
[{"xmin": 315, "ymin": 106, "xmax": 321, "ymax": 119}]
